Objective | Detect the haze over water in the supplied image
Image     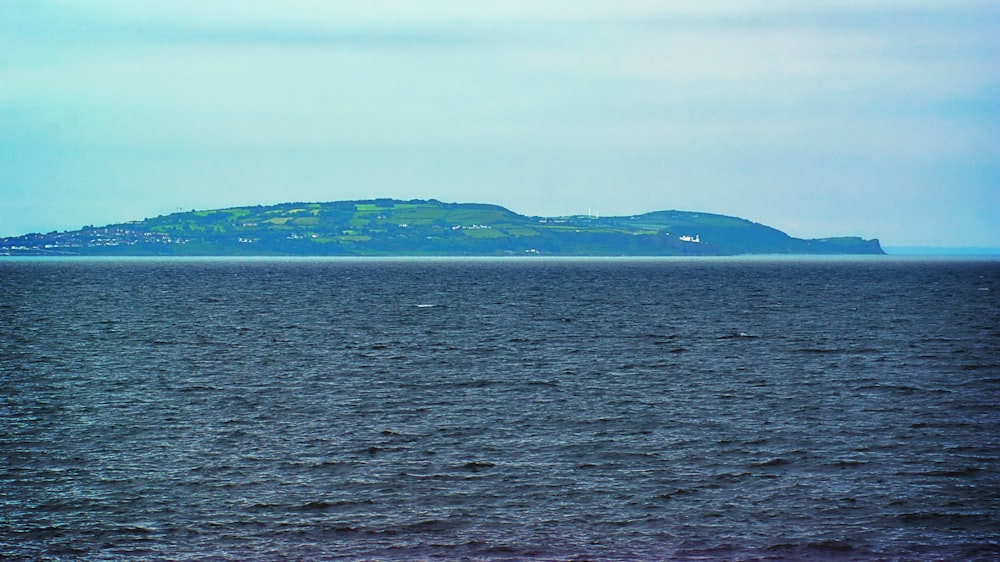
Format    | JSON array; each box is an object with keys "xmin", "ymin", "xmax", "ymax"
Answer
[{"xmin": 2, "ymin": 257, "xmax": 999, "ymax": 560}]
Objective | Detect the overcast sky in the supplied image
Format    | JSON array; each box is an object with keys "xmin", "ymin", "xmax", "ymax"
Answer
[{"xmin": 2, "ymin": 1, "xmax": 998, "ymax": 247}]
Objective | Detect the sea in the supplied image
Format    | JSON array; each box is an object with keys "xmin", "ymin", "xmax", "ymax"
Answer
[{"xmin": 2, "ymin": 257, "xmax": 998, "ymax": 561}]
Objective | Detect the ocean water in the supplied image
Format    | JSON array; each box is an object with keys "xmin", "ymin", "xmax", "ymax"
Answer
[{"xmin": 1, "ymin": 257, "xmax": 998, "ymax": 561}]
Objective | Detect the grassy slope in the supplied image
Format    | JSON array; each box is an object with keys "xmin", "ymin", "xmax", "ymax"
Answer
[{"xmin": 4, "ymin": 199, "xmax": 884, "ymax": 256}]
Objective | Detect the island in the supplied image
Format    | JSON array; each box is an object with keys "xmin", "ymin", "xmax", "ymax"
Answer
[{"xmin": 0, "ymin": 199, "xmax": 884, "ymax": 256}]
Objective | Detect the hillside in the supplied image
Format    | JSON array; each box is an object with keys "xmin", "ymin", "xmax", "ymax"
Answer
[{"xmin": 0, "ymin": 199, "xmax": 884, "ymax": 256}]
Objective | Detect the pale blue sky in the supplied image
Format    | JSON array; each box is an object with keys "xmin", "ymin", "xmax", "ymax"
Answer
[{"xmin": 2, "ymin": 1, "xmax": 998, "ymax": 246}]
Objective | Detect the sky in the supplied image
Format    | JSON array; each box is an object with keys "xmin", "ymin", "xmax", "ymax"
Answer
[{"xmin": 2, "ymin": 1, "xmax": 998, "ymax": 247}]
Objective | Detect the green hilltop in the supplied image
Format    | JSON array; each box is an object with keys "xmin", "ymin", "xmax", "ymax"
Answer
[{"xmin": 1, "ymin": 198, "xmax": 884, "ymax": 256}]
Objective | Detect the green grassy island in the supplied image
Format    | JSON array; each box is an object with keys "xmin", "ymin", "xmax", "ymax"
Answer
[{"xmin": 1, "ymin": 199, "xmax": 884, "ymax": 256}]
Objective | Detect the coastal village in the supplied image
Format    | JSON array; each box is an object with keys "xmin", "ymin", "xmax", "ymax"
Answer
[
  {"xmin": 0, "ymin": 225, "xmax": 187, "ymax": 255},
  {"xmin": 0, "ymin": 225, "xmax": 705, "ymax": 255}
]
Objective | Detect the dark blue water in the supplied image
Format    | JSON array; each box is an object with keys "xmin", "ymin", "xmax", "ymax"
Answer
[{"xmin": 2, "ymin": 257, "xmax": 999, "ymax": 561}]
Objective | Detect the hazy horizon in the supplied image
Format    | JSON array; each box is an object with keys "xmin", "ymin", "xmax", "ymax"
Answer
[{"xmin": 3, "ymin": 2, "xmax": 998, "ymax": 247}]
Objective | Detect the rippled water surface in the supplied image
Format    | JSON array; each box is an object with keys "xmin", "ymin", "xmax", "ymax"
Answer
[{"xmin": 2, "ymin": 258, "xmax": 999, "ymax": 560}]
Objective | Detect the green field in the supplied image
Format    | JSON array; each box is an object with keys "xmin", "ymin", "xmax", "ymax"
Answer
[{"xmin": 1, "ymin": 198, "xmax": 885, "ymax": 256}]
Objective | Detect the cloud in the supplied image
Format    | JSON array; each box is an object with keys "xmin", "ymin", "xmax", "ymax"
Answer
[{"xmin": 1, "ymin": 1, "xmax": 998, "ymax": 244}]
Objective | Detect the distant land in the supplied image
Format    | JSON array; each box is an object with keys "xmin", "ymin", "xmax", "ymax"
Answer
[
  {"xmin": 884, "ymin": 247, "xmax": 1000, "ymax": 256},
  {"xmin": 0, "ymin": 199, "xmax": 884, "ymax": 257}
]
